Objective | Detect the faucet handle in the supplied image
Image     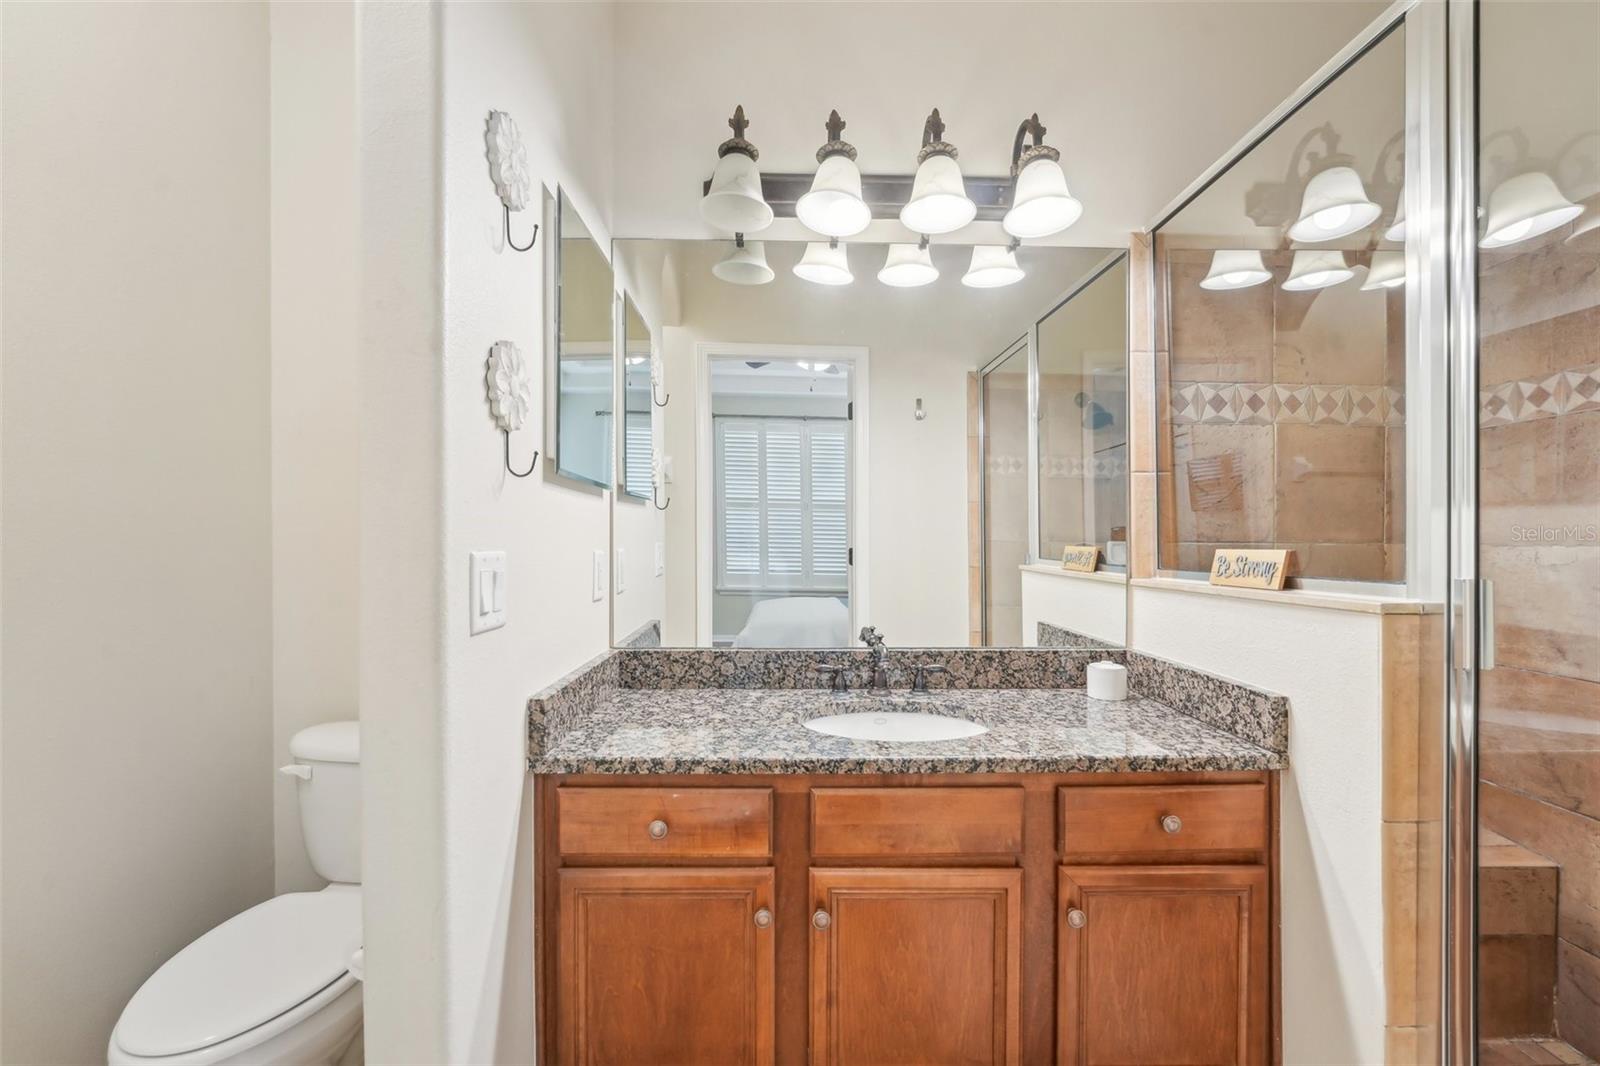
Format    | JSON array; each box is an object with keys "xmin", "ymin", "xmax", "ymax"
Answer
[
  {"xmin": 858, "ymin": 625, "xmax": 884, "ymax": 649},
  {"xmin": 911, "ymin": 663, "xmax": 949, "ymax": 693},
  {"xmin": 814, "ymin": 663, "xmax": 848, "ymax": 693}
]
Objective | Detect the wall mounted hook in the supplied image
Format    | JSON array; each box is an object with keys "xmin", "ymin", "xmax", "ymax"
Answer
[
  {"xmin": 505, "ymin": 432, "xmax": 539, "ymax": 478},
  {"xmin": 504, "ymin": 204, "xmax": 538, "ymax": 252},
  {"xmin": 652, "ymin": 482, "xmax": 671, "ymax": 510}
]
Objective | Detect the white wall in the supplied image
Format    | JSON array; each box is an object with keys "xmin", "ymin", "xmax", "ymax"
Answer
[
  {"xmin": 0, "ymin": 3, "xmax": 275, "ymax": 1060},
  {"xmin": 270, "ymin": 1, "xmax": 360, "ymax": 894},
  {"xmin": 1130, "ymin": 583, "xmax": 1387, "ymax": 1066},
  {"xmin": 1019, "ymin": 567, "xmax": 1127, "ymax": 646}
]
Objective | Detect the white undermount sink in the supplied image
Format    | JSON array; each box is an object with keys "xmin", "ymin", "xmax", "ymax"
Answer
[{"xmin": 803, "ymin": 697, "xmax": 988, "ymax": 743}]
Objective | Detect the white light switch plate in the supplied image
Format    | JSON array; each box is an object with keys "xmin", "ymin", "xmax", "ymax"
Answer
[
  {"xmin": 469, "ymin": 551, "xmax": 507, "ymax": 635},
  {"xmin": 591, "ymin": 550, "xmax": 606, "ymax": 602},
  {"xmin": 654, "ymin": 542, "xmax": 665, "ymax": 577},
  {"xmin": 615, "ymin": 548, "xmax": 627, "ymax": 594}
]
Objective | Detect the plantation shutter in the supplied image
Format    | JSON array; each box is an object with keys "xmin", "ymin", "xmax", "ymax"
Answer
[{"xmin": 715, "ymin": 417, "xmax": 849, "ymax": 592}]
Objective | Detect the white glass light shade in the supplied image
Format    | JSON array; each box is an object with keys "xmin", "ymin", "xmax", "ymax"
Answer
[
  {"xmin": 796, "ymin": 154, "xmax": 871, "ymax": 237},
  {"xmin": 793, "ymin": 241, "xmax": 853, "ymax": 286},
  {"xmin": 1361, "ymin": 250, "xmax": 1407, "ymax": 290},
  {"xmin": 877, "ymin": 243, "xmax": 938, "ymax": 287},
  {"xmin": 1199, "ymin": 250, "xmax": 1271, "ymax": 291},
  {"xmin": 1384, "ymin": 202, "xmax": 1407, "ymax": 243},
  {"xmin": 900, "ymin": 154, "xmax": 976, "ymax": 235},
  {"xmin": 1002, "ymin": 157, "xmax": 1082, "ymax": 239},
  {"xmin": 712, "ymin": 240, "xmax": 774, "ymax": 285},
  {"xmin": 1288, "ymin": 166, "xmax": 1382, "ymax": 242},
  {"xmin": 962, "ymin": 245, "xmax": 1025, "ymax": 288},
  {"xmin": 700, "ymin": 152, "xmax": 773, "ymax": 233},
  {"xmin": 1568, "ymin": 194, "xmax": 1600, "ymax": 243},
  {"xmin": 1282, "ymin": 249, "xmax": 1354, "ymax": 291},
  {"xmin": 1480, "ymin": 172, "xmax": 1583, "ymax": 249}
]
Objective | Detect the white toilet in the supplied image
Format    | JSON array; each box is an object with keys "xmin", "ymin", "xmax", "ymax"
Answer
[{"xmin": 109, "ymin": 722, "xmax": 364, "ymax": 1066}]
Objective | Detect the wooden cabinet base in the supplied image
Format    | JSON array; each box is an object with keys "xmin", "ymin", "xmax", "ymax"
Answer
[{"xmin": 536, "ymin": 771, "xmax": 1277, "ymax": 1065}]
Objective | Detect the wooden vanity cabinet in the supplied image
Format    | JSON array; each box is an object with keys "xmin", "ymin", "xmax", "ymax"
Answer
[{"xmin": 536, "ymin": 773, "xmax": 1276, "ymax": 1066}]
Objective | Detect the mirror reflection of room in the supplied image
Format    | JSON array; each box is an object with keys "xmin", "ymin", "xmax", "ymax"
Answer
[{"xmin": 611, "ymin": 238, "xmax": 1129, "ymax": 650}]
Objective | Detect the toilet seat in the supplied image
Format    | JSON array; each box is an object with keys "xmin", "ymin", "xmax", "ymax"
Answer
[{"xmin": 112, "ymin": 889, "xmax": 361, "ymax": 1059}]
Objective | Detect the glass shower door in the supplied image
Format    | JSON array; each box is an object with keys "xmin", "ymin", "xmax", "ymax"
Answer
[
  {"xmin": 1472, "ymin": 3, "xmax": 1600, "ymax": 1061},
  {"xmin": 980, "ymin": 337, "xmax": 1030, "ymax": 645}
]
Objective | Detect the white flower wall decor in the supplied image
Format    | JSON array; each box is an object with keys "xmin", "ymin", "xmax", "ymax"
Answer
[
  {"xmin": 488, "ymin": 340, "xmax": 539, "ymax": 478},
  {"xmin": 487, "ymin": 110, "xmax": 538, "ymax": 252},
  {"xmin": 486, "ymin": 110, "xmax": 531, "ymax": 211},
  {"xmin": 487, "ymin": 340, "xmax": 533, "ymax": 431}
]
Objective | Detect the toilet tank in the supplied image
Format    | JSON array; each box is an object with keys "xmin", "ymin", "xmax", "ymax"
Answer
[{"xmin": 285, "ymin": 721, "xmax": 361, "ymax": 885}]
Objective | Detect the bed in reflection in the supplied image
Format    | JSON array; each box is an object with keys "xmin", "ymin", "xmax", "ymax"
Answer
[{"xmin": 730, "ymin": 595, "xmax": 850, "ymax": 648}]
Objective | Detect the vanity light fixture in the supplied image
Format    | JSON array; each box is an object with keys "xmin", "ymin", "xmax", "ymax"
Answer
[
  {"xmin": 1568, "ymin": 194, "xmax": 1600, "ymax": 243},
  {"xmin": 962, "ymin": 240, "xmax": 1025, "ymax": 288},
  {"xmin": 1479, "ymin": 171, "xmax": 1583, "ymax": 249},
  {"xmin": 1361, "ymin": 250, "xmax": 1407, "ymax": 290},
  {"xmin": 877, "ymin": 236, "xmax": 939, "ymax": 288},
  {"xmin": 1287, "ymin": 166, "xmax": 1382, "ymax": 242},
  {"xmin": 1002, "ymin": 114, "xmax": 1082, "ymax": 239},
  {"xmin": 1384, "ymin": 202, "xmax": 1408, "ymax": 243},
  {"xmin": 1199, "ymin": 250, "xmax": 1272, "ymax": 291},
  {"xmin": 899, "ymin": 109, "xmax": 976, "ymax": 236},
  {"xmin": 711, "ymin": 234, "xmax": 775, "ymax": 285},
  {"xmin": 796, "ymin": 111, "xmax": 871, "ymax": 238},
  {"xmin": 700, "ymin": 106, "xmax": 774, "ymax": 234},
  {"xmin": 1282, "ymin": 249, "xmax": 1355, "ymax": 291},
  {"xmin": 793, "ymin": 238, "xmax": 854, "ymax": 285}
]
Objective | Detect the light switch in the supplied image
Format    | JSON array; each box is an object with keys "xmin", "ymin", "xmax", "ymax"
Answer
[
  {"xmin": 469, "ymin": 551, "xmax": 507, "ymax": 634},
  {"xmin": 615, "ymin": 548, "xmax": 627, "ymax": 594},
  {"xmin": 591, "ymin": 550, "xmax": 606, "ymax": 602},
  {"xmin": 654, "ymin": 542, "xmax": 665, "ymax": 577}
]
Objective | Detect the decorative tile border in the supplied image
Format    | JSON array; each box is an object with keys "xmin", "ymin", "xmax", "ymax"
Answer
[
  {"xmin": 1124, "ymin": 650, "xmax": 1289, "ymax": 754},
  {"xmin": 1480, "ymin": 362, "xmax": 1600, "ymax": 425},
  {"xmin": 1171, "ymin": 383, "xmax": 1404, "ymax": 427},
  {"xmin": 1041, "ymin": 455, "xmax": 1128, "ymax": 479}
]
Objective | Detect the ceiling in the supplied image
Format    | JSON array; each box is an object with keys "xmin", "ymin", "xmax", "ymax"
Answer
[{"xmin": 610, "ymin": 0, "xmax": 1389, "ymax": 247}]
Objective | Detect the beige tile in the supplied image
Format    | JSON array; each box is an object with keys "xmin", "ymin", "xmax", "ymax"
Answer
[
  {"xmin": 1480, "ymin": 241, "xmax": 1600, "ymax": 343},
  {"xmin": 1481, "ymin": 419, "xmax": 1563, "ymax": 546},
  {"xmin": 1171, "ymin": 423, "xmax": 1275, "ymax": 543},
  {"xmin": 1129, "ymin": 348, "xmax": 1158, "ymax": 474},
  {"xmin": 1481, "ymin": 782, "xmax": 1600, "ymax": 957},
  {"xmin": 1417, "ymin": 614, "xmax": 1446, "ymax": 821},
  {"xmin": 1562, "ymin": 411, "xmax": 1600, "ymax": 518},
  {"xmin": 1386, "ymin": 1025, "xmax": 1440, "ymax": 1065},
  {"xmin": 1480, "ymin": 545, "xmax": 1600, "ymax": 682},
  {"xmin": 1128, "ymin": 231, "xmax": 1154, "ymax": 354},
  {"xmin": 1299, "ymin": 542, "xmax": 1389, "ymax": 582},
  {"xmin": 1480, "ymin": 934, "xmax": 1558, "ymax": 1039},
  {"xmin": 1385, "ymin": 820, "xmax": 1421, "ymax": 1026},
  {"xmin": 1557, "ymin": 941, "xmax": 1600, "ymax": 1061},
  {"xmin": 1383, "ymin": 615, "xmax": 1422, "ymax": 822},
  {"xmin": 1415, "ymin": 817, "xmax": 1444, "ymax": 1031},
  {"xmin": 1167, "ymin": 257, "xmax": 1274, "ymax": 383},
  {"xmin": 1385, "ymin": 286, "xmax": 1407, "ymax": 389},
  {"xmin": 1274, "ymin": 276, "xmax": 1388, "ymax": 386},
  {"xmin": 1481, "ymin": 669, "xmax": 1600, "ymax": 820},
  {"xmin": 1386, "ymin": 425, "xmax": 1407, "ymax": 549},
  {"xmin": 1275, "ymin": 423, "xmax": 1386, "ymax": 543},
  {"xmin": 1130, "ymin": 471, "xmax": 1156, "ymax": 579},
  {"xmin": 1479, "ymin": 846, "xmax": 1559, "ymax": 937}
]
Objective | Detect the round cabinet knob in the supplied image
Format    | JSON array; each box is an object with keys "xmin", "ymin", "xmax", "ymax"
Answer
[
  {"xmin": 754, "ymin": 908, "xmax": 773, "ymax": 929},
  {"xmin": 1066, "ymin": 908, "xmax": 1088, "ymax": 929},
  {"xmin": 1160, "ymin": 814, "xmax": 1183, "ymax": 835},
  {"xmin": 646, "ymin": 819, "xmax": 669, "ymax": 840},
  {"xmin": 812, "ymin": 909, "xmax": 832, "ymax": 931}
]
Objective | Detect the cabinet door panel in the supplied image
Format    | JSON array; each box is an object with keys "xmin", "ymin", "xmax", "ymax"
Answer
[
  {"xmin": 557, "ymin": 867, "xmax": 773, "ymax": 1065},
  {"xmin": 810, "ymin": 867, "xmax": 1021, "ymax": 1066},
  {"xmin": 1058, "ymin": 865, "xmax": 1268, "ymax": 1066}
]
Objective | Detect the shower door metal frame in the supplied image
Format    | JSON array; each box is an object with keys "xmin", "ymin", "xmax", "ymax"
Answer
[{"xmin": 977, "ymin": 335, "xmax": 1031, "ymax": 646}]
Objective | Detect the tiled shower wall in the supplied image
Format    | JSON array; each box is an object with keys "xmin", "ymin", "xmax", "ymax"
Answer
[
  {"xmin": 1475, "ymin": 224, "xmax": 1600, "ymax": 1058},
  {"xmin": 1156, "ymin": 244, "xmax": 1406, "ymax": 582}
]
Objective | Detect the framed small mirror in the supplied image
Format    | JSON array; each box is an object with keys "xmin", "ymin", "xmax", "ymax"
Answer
[
  {"xmin": 619, "ymin": 294, "xmax": 653, "ymax": 501},
  {"xmin": 553, "ymin": 188, "xmax": 614, "ymax": 488}
]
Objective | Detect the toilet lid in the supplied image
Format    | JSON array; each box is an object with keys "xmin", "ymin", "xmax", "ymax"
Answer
[{"xmin": 116, "ymin": 889, "xmax": 362, "ymax": 1057}]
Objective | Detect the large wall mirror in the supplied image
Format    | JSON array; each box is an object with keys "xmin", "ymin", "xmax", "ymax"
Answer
[
  {"xmin": 553, "ymin": 189, "xmax": 615, "ymax": 488},
  {"xmin": 608, "ymin": 238, "xmax": 1130, "ymax": 651}
]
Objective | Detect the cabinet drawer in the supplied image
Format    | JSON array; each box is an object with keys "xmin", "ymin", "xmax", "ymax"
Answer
[
  {"xmin": 811, "ymin": 787, "xmax": 1024, "ymax": 859},
  {"xmin": 1059, "ymin": 783, "xmax": 1267, "ymax": 861},
  {"xmin": 558, "ymin": 787, "xmax": 772, "ymax": 862}
]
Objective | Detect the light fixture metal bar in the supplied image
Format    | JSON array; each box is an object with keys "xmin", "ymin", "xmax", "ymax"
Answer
[{"xmin": 701, "ymin": 173, "xmax": 1015, "ymax": 222}]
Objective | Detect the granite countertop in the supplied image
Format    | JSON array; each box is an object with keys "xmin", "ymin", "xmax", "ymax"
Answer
[{"xmin": 530, "ymin": 685, "xmax": 1285, "ymax": 775}]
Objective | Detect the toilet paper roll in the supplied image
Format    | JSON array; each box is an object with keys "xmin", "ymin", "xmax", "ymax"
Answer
[{"xmin": 1086, "ymin": 661, "xmax": 1129, "ymax": 701}]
